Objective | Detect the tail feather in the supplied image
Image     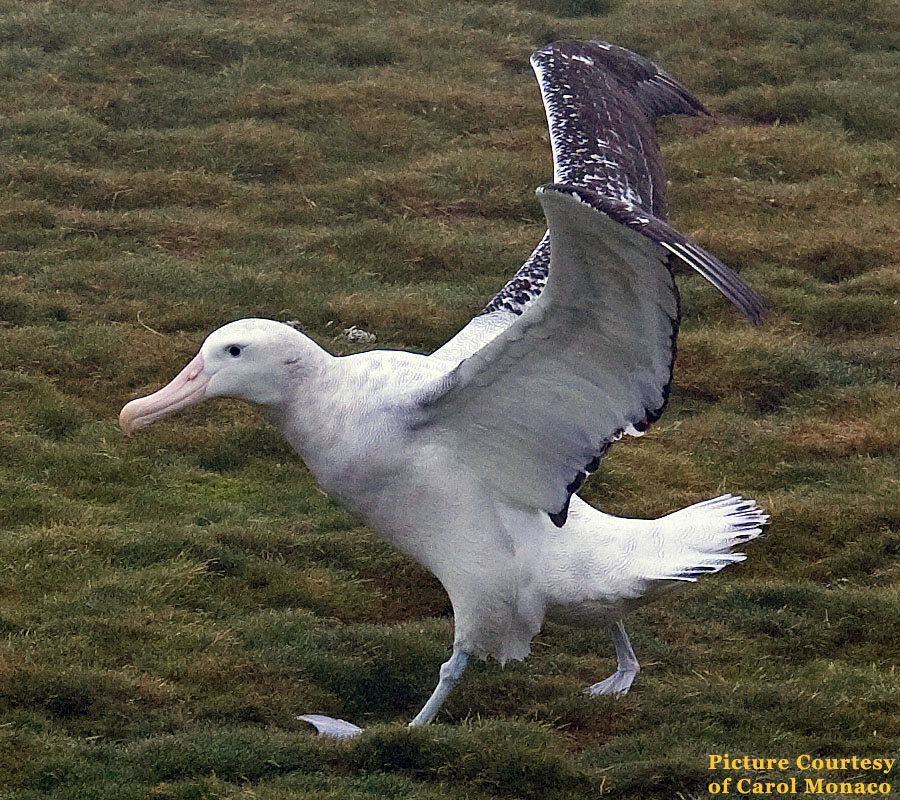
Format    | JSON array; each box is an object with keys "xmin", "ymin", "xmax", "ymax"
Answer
[
  {"xmin": 542, "ymin": 494, "xmax": 766, "ymax": 619},
  {"xmin": 650, "ymin": 494, "xmax": 767, "ymax": 583}
]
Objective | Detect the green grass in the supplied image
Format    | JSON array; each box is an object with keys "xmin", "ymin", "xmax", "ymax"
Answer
[{"xmin": 2, "ymin": 0, "xmax": 900, "ymax": 797}]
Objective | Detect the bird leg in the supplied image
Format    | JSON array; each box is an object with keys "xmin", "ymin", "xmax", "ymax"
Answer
[
  {"xmin": 409, "ymin": 648, "xmax": 468, "ymax": 727},
  {"xmin": 298, "ymin": 648, "xmax": 469, "ymax": 738},
  {"xmin": 587, "ymin": 618, "xmax": 639, "ymax": 696}
]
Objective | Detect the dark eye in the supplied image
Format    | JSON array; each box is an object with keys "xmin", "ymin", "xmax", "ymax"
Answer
[{"xmin": 227, "ymin": 345, "xmax": 242, "ymax": 358}]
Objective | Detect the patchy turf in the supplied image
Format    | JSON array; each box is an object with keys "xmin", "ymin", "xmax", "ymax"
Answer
[{"xmin": 2, "ymin": 0, "xmax": 900, "ymax": 797}]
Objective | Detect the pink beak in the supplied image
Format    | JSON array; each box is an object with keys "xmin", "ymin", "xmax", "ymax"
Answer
[{"xmin": 119, "ymin": 352, "xmax": 210, "ymax": 434}]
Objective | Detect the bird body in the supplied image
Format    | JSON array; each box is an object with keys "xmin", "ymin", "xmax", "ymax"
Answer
[
  {"xmin": 120, "ymin": 40, "xmax": 769, "ymax": 736},
  {"xmin": 122, "ymin": 315, "xmax": 764, "ymax": 672}
]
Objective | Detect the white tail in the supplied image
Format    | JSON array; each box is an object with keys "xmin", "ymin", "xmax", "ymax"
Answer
[
  {"xmin": 646, "ymin": 494, "xmax": 767, "ymax": 582},
  {"xmin": 546, "ymin": 493, "xmax": 767, "ymax": 612}
]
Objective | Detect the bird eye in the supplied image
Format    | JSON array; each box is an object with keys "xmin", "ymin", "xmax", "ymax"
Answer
[{"xmin": 227, "ymin": 345, "xmax": 242, "ymax": 358}]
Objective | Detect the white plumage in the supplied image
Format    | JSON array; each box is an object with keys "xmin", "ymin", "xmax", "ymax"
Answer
[{"xmin": 119, "ymin": 40, "xmax": 767, "ymax": 737}]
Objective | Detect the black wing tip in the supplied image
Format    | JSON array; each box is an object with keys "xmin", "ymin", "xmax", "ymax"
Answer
[
  {"xmin": 537, "ymin": 183, "xmax": 768, "ymax": 325},
  {"xmin": 746, "ymin": 300, "xmax": 767, "ymax": 326},
  {"xmin": 549, "ymin": 496, "xmax": 571, "ymax": 527},
  {"xmin": 532, "ymin": 39, "xmax": 708, "ymax": 120},
  {"xmin": 661, "ymin": 240, "xmax": 767, "ymax": 325}
]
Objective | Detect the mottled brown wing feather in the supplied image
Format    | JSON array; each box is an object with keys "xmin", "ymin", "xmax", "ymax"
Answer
[{"xmin": 483, "ymin": 39, "xmax": 706, "ymax": 317}]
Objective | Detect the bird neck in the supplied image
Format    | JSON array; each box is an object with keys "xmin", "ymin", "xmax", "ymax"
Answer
[
  {"xmin": 269, "ymin": 348, "xmax": 389, "ymax": 501},
  {"xmin": 265, "ymin": 338, "xmax": 347, "ymax": 450}
]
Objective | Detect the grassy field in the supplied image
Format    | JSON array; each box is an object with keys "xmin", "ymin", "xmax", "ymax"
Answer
[{"xmin": 2, "ymin": 0, "xmax": 900, "ymax": 797}]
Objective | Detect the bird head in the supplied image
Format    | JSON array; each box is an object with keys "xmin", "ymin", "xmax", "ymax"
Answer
[{"xmin": 119, "ymin": 318, "xmax": 319, "ymax": 434}]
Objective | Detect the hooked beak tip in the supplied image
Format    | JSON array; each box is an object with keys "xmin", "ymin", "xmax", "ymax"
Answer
[
  {"xmin": 118, "ymin": 402, "xmax": 143, "ymax": 435},
  {"xmin": 118, "ymin": 352, "xmax": 208, "ymax": 434}
]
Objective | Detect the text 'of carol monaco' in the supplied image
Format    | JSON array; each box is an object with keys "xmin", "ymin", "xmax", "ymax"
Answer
[{"xmin": 707, "ymin": 753, "xmax": 894, "ymax": 796}]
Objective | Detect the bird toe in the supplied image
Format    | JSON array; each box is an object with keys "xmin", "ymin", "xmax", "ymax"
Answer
[
  {"xmin": 297, "ymin": 714, "xmax": 364, "ymax": 738},
  {"xmin": 586, "ymin": 668, "xmax": 638, "ymax": 697}
]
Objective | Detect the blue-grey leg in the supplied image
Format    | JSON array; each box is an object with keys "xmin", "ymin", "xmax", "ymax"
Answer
[
  {"xmin": 298, "ymin": 648, "xmax": 469, "ymax": 737},
  {"xmin": 409, "ymin": 648, "xmax": 469, "ymax": 727},
  {"xmin": 587, "ymin": 618, "xmax": 640, "ymax": 697}
]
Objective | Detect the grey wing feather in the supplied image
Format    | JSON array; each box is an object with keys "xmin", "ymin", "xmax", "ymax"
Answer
[
  {"xmin": 425, "ymin": 45, "xmax": 764, "ymax": 522},
  {"xmin": 418, "ymin": 185, "xmax": 681, "ymax": 525}
]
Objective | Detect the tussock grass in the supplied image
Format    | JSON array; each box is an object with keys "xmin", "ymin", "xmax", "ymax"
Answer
[{"xmin": 2, "ymin": 0, "xmax": 900, "ymax": 797}]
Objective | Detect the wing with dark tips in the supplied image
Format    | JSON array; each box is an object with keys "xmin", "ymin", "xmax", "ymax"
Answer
[{"xmin": 478, "ymin": 39, "xmax": 710, "ymax": 323}]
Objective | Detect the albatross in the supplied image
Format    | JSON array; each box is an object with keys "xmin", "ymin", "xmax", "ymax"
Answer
[{"xmin": 120, "ymin": 40, "xmax": 768, "ymax": 738}]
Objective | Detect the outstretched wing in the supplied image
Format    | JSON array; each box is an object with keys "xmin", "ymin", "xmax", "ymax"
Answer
[
  {"xmin": 417, "ymin": 185, "xmax": 681, "ymax": 526},
  {"xmin": 434, "ymin": 39, "xmax": 746, "ymax": 365},
  {"xmin": 419, "ymin": 43, "xmax": 766, "ymax": 526}
]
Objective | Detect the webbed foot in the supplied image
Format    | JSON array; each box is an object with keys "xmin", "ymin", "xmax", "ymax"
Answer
[
  {"xmin": 297, "ymin": 714, "xmax": 364, "ymax": 738},
  {"xmin": 586, "ymin": 666, "xmax": 638, "ymax": 697},
  {"xmin": 587, "ymin": 619, "xmax": 639, "ymax": 697}
]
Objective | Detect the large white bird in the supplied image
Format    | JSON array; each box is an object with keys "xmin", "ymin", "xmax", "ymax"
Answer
[{"xmin": 120, "ymin": 40, "xmax": 767, "ymax": 738}]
